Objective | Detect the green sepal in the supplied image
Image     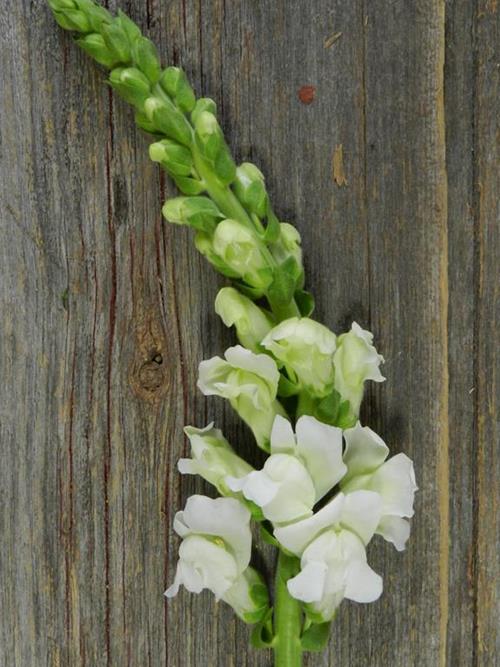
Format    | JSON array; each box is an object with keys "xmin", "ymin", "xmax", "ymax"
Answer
[
  {"xmin": 132, "ymin": 36, "xmax": 161, "ymax": 83},
  {"xmin": 194, "ymin": 232, "xmax": 241, "ymax": 278},
  {"xmin": 190, "ymin": 97, "xmax": 217, "ymax": 125},
  {"xmin": 242, "ymin": 583, "xmax": 270, "ymax": 625},
  {"xmin": 116, "ymin": 9, "xmax": 142, "ymax": 45},
  {"xmin": 335, "ymin": 400, "xmax": 356, "ymax": 429},
  {"xmin": 233, "ymin": 281, "xmax": 266, "ymax": 300},
  {"xmin": 101, "ymin": 21, "xmax": 131, "ymax": 63},
  {"xmin": 262, "ymin": 208, "xmax": 281, "ymax": 243},
  {"xmin": 173, "ymin": 176, "xmax": 206, "ymax": 195},
  {"xmin": 250, "ymin": 609, "xmax": 274, "ymax": 649},
  {"xmin": 247, "ymin": 501, "xmax": 265, "ymax": 522},
  {"xmin": 315, "ymin": 389, "xmax": 341, "ymax": 425},
  {"xmin": 213, "ymin": 149, "xmax": 237, "ymax": 186},
  {"xmin": 149, "ymin": 139, "xmax": 193, "ymax": 176},
  {"xmin": 294, "ymin": 288, "xmax": 315, "ymax": 317},
  {"xmin": 160, "ymin": 67, "xmax": 196, "ymax": 113},
  {"xmin": 278, "ymin": 373, "xmax": 300, "ymax": 398},
  {"xmin": 260, "ymin": 521, "xmax": 279, "ymax": 547},
  {"xmin": 300, "ymin": 621, "xmax": 332, "ymax": 652},
  {"xmin": 267, "ymin": 256, "xmax": 302, "ymax": 308},
  {"xmin": 134, "ymin": 110, "xmax": 159, "ymax": 135},
  {"xmin": 76, "ymin": 33, "xmax": 119, "ymax": 68}
]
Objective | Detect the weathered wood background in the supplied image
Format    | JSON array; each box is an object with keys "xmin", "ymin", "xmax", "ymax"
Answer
[{"xmin": 1, "ymin": 1, "xmax": 498, "ymax": 665}]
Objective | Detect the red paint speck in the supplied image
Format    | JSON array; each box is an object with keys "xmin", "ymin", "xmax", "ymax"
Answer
[{"xmin": 298, "ymin": 85, "xmax": 316, "ymax": 105}]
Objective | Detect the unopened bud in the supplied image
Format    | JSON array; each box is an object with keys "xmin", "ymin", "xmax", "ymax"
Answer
[
  {"xmin": 132, "ymin": 36, "xmax": 161, "ymax": 83},
  {"xmin": 109, "ymin": 67, "xmax": 151, "ymax": 108},
  {"xmin": 234, "ymin": 163, "xmax": 268, "ymax": 218},
  {"xmin": 194, "ymin": 111, "xmax": 236, "ymax": 185},
  {"xmin": 159, "ymin": 67, "xmax": 196, "ymax": 113},
  {"xmin": 77, "ymin": 33, "xmax": 118, "ymax": 68},
  {"xmin": 162, "ymin": 196, "xmax": 224, "ymax": 232},
  {"xmin": 191, "ymin": 98, "xmax": 217, "ymax": 125},
  {"xmin": 144, "ymin": 96, "xmax": 193, "ymax": 146},
  {"xmin": 149, "ymin": 139, "xmax": 193, "ymax": 176},
  {"xmin": 215, "ymin": 287, "xmax": 274, "ymax": 352}
]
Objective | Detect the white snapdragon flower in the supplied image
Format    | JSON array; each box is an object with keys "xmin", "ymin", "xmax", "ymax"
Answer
[
  {"xmin": 215, "ymin": 287, "xmax": 274, "ymax": 352},
  {"xmin": 166, "ymin": 495, "xmax": 267, "ymax": 621},
  {"xmin": 333, "ymin": 322, "xmax": 385, "ymax": 417},
  {"xmin": 275, "ymin": 491, "xmax": 383, "ymax": 621},
  {"xmin": 262, "ymin": 318, "xmax": 337, "ymax": 397},
  {"xmin": 340, "ymin": 423, "xmax": 418, "ymax": 551},
  {"xmin": 226, "ymin": 415, "xmax": 346, "ymax": 524},
  {"xmin": 198, "ymin": 345, "xmax": 286, "ymax": 450},
  {"xmin": 178, "ymin": 423, "xmax": 253, "ymax": 496}
]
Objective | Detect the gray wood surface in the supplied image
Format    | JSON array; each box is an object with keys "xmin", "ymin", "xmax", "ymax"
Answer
[{"xmin": 0, "ymin": 1, "xmax": 498, "ymax": 665}]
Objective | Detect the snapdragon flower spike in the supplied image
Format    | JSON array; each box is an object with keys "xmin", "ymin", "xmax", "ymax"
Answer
[
  {"xmin": 340, "ymin": 423, "xmax": 418, "ymax": 551},
  {"xmin": 226, "ymin": 415, "xmax": 346, "ymax": 524},
  {"xmin": 197, "ymin": 345, "xmax": 287, "ymax": 450},
  {"xmin": 178, "ymin": 423, "xmax": 253, "ymax": 497},
  {"xmin": 275, "ymin": 490, "xmax": 384, "ymax": 621},
  {"xmin": 166, "ymin": 495, "xmax": 268, "ymax": 622},
  {"xmin": 262, "ymin": 317, "xmax": 337, "ymax": 397},
  {"xmin": 333, "ymin": 322, "xmax": 385, "ymax": 418}
]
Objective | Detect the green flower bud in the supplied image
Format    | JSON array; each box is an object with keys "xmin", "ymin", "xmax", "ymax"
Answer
[
  {"xmin": 134, "ymin": 110, "xmax": 158, "ymax": 135},
  {"xmin": 190, "ymin": 97, "xmax": 217, "ymax": 125},
  {"xmin": 102, "ymin": 21, "xmax": 131, "ymax": 63},
  {"xmin": 234, "ymin": 163, "xmax": 268, "ymax": 218},
  {"xmin": 132, "ymin": 36, "xmax": 161, "ymax": 83},
  {"xmin": 149, "ymin": 139, "xmax": 193, "ymax": 176},
  {"xmin": 50, "ymin": 6, "xmax": 90, "ymax": 32},
  {"xmin": 212, "ymin": 220, "xmax": 273, "ymax": 290},
  {"xmin": 48, "ymin": 0, "xmax": 77, "ymax": 8},
  {"xmin": 162, "ymin": 196, "xmax": 224, "ymax": 232},
  {"xmin": 77, "ymin": 33, "xmax": 119, "ymax": 69},
  {"xmin": 160, "ymin": 67, "xmax": 196, "ymax": 113},
  {"xmin": 75, "ymin": 0, "xmax": 112, "ymax": 32},
  {"xmin": 109, "ymin": 67, "xmax": 151, "ymax": 108},
  {"xmin": 215, "ymin": 287, "xmax": 274, "ymax": 352},
  {"xmin": 144, "ymin": 97, "xmax": 193, "ymax": 146},
  {"xmin": 271, "ymin": 223, "xmax": 303, "ymax": 266},
  {"xmin": 194, "ymin": 232, "xmax": 240, "ymax": 278},
  {"xmin": 262, "ymin": 317, "xmax": 337, "ymax": 397},
  {"xmin": 194, "ymin": 111, "xmax": 236, "ymax": 184},
  {"xmin": 116, "ymin": 9, "xmax": 142, "ymax": 45}
]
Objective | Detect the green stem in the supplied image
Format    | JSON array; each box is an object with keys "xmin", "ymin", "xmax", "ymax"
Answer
[
  {"xmin": 273, "ymin": 551, "xmax": 303, "ymax": 667},
  {"xmin": 296, "ymin": 391, "xmax": 317, "ymax": 418}
]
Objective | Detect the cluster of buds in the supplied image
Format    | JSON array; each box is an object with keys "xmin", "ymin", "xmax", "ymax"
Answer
[{"xmin": 48, "ymin": 2, "xmax": 418, "ymax": 661}]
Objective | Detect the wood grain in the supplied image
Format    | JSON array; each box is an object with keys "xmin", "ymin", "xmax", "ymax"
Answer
[{"xmin": 0, "ymin": 1, "xmax": 498, "ymax": 665}]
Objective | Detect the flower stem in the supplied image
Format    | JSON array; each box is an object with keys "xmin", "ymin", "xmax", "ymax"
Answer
[{"xmin": 273, "ymin": 551, "xmax": 303, "ymax": 667}]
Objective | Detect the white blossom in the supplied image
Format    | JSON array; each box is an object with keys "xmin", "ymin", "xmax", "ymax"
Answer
[
  {"xmin": 227, "ymin": 415, "xmax": 346, "ymax": 524},
  {"xmin": 214, "ymin": 287, "xmax": 274, "ymax": 352},
  {"xmin": 198, "ymin": 345, "xmax": 286, "ymax": 450},
  {"xmin": 262, "ymin": 317, "xmax": 337, "ymax": 397},
  {"xmin": 333, "ymin": 322, "xmax": 385, "ymax": 417}
]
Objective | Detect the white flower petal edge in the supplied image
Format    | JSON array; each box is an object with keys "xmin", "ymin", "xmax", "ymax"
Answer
[
  {"xmin": 226, "ymin": 415, "xmax": 346, "ymax": 523},
  {"xmin": 341, "ymin": 423, "xmax": 418, "ymax": 550},
  {"xmin": 287, "ymin": 529, "xmax": 383, "ymax": 621},
  {"xmin": 166, "ymin": 495, "xmax": 252, "ymax": 601}
]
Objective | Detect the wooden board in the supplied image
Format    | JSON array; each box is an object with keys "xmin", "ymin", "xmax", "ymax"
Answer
[{"xmin": 0, "ymin": 1, "xmax": 498, "ymax": 665}]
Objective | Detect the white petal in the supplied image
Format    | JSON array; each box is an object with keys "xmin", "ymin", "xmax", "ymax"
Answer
[
  {"xmin": 261, "ymin": 455, "xmax": 315, "ymax": 523},
  {"xmin": 270, "ymin": 414, "xmax": 296, "ymax": 454},
  {"xmin": 295, "ymin": 416, "xmax": 346, "ymax": 499},
  {"xmin": 180, "ymin": 495, "xmax": 252, "ymax": 571},
  {"xmin": 224, "ymin": 345, "xmax": 279, "ymax": 388},
  {"xmin": 368, "ymin": 454, "xmax": 417, "ymax": 517},
  {"xmin": 164, "ymin": 565, "xmax": 183, "ymax": 598},
  {"xmin": 275, "ymin": 493, "xmax": 345, "ymax": 555},
  {"xmin": 179, "ymin": 536, "xmax": 238, "ymax": 599},
  {"xmin": 342, "ymin": 423, "xmax": 389, "ymax": 482},
  {"xmin": 377, "ymin": 515, "xmax": 411, "ymax": 551},
  {"xmin": 227, "ymin": 470, "xmax": 280, "ymax": 507},
  {"xmin": 177, "ymin": 458, "xmax": 197, "ymax": 475},
  {"xmin": 344, "ymin": 560, "xmax": 383, "ymax": 603},
  {"xmin": 287, "ymin": 561, "xmax": 328, "ymax": 603},
  {"xmin": 341, "ymin": 490, "xmax": 383, "ymax": 545},
  {"xmin": 197, "ymin": 356, "xmax": 230, "ymax": 395}
]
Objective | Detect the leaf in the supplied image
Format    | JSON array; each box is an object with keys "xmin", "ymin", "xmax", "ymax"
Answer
[
  {"xmin": 300, "ymin": 621, "xmax": 332, "ymax": 652},
  {"xmin": 295, "ymin": 289, "xmax": 315, "ymax": 317},
  {"xmin": 278, "ymin": 373, "xmax": 300, "ymax": 398}
]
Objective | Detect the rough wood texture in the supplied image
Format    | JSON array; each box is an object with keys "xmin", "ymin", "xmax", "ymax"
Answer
[{"xmin": 0, "ymin": 1, "xmax": 498, "ymax": 665}]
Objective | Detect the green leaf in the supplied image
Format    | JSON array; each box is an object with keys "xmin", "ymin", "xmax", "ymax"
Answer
[
  {"xmin": 295, "ymin": 289, "xmax": 315, "ymax": 317},
  {"xmin": 301, "ymin": 621, "xmax": 332, "ymax": 652},
  {"xmin": 263, "ymin": 208, "xmax": 281, "ymax": 243}
]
